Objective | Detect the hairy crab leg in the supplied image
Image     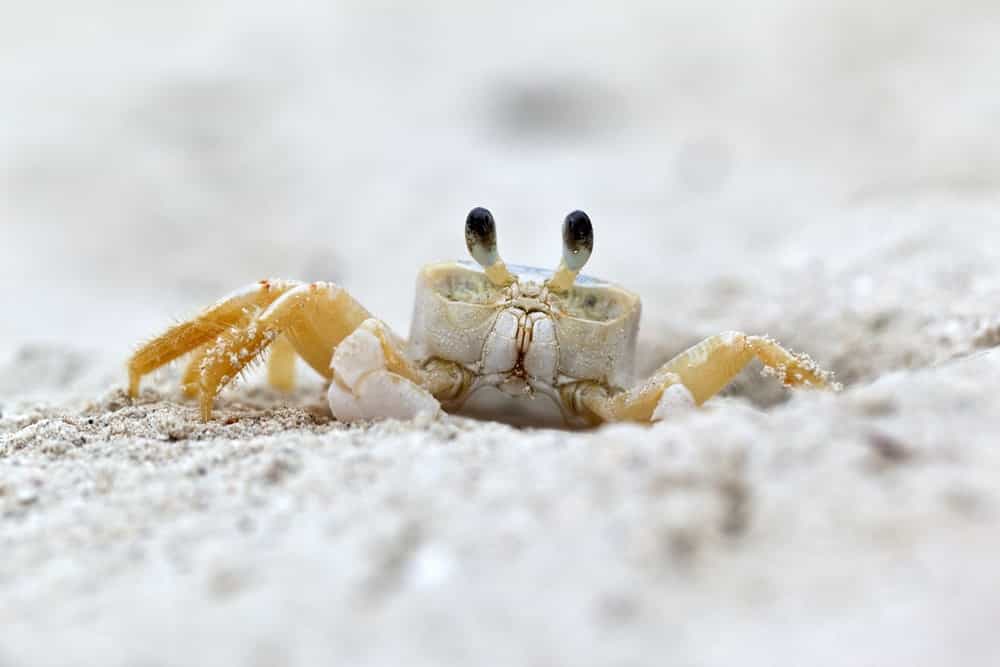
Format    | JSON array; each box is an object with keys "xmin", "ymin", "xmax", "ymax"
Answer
[
  {"xmin": 195, "ymin": 282, "xmax": 372, "ymax": 420},
  {"xmin": 567, "ymin": 331, "xmax": 838, "ymax": 424},
  {"xmin": 181, "ymin": 335, "xmax": 297, "ymax": 396},
  {"xmin": 180, "ymin": 343, "xmax": 211, "ymax": 398},
  {"xmin": 179, "ymin": 337, "xmax": 299, "ymax": 398},
  {"xmin": 128, "ymin": 279, "xmax": 300, "ymax": 397}
]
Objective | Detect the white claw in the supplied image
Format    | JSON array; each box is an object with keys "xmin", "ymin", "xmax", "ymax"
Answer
[
  {"xmin": 328, "ymin": 371, "xmax": 440, "ymax": 422},
  {"xmin": 328, "ymin": 321, "xmax": 441, "ymax": 422},
  {"xmin": 331, "ymin": 327, "xmax": 385, "ymax": 389},
  {"xmin": 651, "ymin": 383, "xmax": 696, "ymax": 422}
]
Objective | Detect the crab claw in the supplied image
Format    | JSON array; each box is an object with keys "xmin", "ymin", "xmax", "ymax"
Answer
[
  {"xmin": 327, "ymin": 320, "xmax": 441, "ymax": 422},
  {"xmin": 651, "ymin": 383, "xmax": 696, "ymax": 422}
]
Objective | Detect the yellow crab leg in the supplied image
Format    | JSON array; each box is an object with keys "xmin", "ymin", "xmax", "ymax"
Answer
[
  {"xmin": 128, "ymin": 279, "xmax": 299, "ymax": 397},
  {"xmin": 570, "ymin": 331, "xmax": 837, "ymax": 423},
  {"xmin": 195, "ymin": 282, "xmax": 372, "ymax": 420},
  {"xmin": 266, "ymin": 335, "xmax": 298, "ymax": 392}
]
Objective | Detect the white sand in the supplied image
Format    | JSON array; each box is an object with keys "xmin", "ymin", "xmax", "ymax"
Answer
[{"xmin": 3, "ymin": 2, "xmax": 1000, "ymax": 665}]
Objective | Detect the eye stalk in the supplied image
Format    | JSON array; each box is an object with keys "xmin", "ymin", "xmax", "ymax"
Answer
[
  {"xmin": 465, "ymin": 207, "xmax": 516, "ymax": 286},
  {"xmin": 562, "ymin": 210, "xmax": 593, "ymax": 270},
  {"xmin": 465, "ymin": 207, "xmax": 499, "ymax": 267},
  {"xmin": 548, "ymin": 209, "xmax": 594, "ymax": 292}
]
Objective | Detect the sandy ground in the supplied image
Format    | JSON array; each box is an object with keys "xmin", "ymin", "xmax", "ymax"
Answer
[{"xmin": 3, "ymin": 1, "xmax": 1000, "ymax": 665}]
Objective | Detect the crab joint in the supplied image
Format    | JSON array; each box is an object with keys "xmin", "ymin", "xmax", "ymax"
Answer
[
  {"xmin": 548, "ymin": 210, "xmax": 593, "ymax": 292},
  {"xmin": 465, "ymin": 206, "xmax": 516, "ymax": 286}
]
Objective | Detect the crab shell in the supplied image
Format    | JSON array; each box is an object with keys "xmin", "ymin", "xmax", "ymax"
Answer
[{"xmin": 408, "ymin": 260, "xmax": 641, "ymax": 407}]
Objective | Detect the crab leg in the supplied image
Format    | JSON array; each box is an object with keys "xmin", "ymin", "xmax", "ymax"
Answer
[
  {"xmin": 178, "ymin": 334, "xmax": 298, "ymax": 397},
  {"xmin": 266, "ymin": 335, "xmax": 298, "ymax": 392},
  {"xmin": 568, "ymin": 331, "xmax": 837, "ymax": 424},
  {"xmin": 132, "ymin": 278, "xmax": 466, "ymax": 421},
  {"xmin": 128, "ymin": 279, "xmax": 300, "ymax": 397},
  {"xmin": 180, "ymin": 343, "xmax": 211, "ymax": 398},
  {"xmin": 192, "ymin": 282, "xmax": 373, "ymax": 419}
]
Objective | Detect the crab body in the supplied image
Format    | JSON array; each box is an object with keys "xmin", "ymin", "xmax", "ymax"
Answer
[
  {"xmin": 410, "ymin": 261, "xmax": 640, "ymax": 418},
  {"xmin": 127, "ymin": 208, "xmax": 837, "ymax": 425}
]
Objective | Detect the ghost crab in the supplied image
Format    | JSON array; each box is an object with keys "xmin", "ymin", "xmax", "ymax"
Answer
[{"xmin": 128, "ymin": 208, "xmax": 837, "ymax": 426}]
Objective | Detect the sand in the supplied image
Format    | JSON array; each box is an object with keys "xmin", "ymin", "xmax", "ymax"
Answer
[{"xmin": 3, "ymin": 1, "xmax": 1000, "ymax": 665}]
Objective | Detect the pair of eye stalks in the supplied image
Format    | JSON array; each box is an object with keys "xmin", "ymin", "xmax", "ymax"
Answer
[{"xmin": 464, "ymin": 207, "xmax": 594, "ymax": 291}]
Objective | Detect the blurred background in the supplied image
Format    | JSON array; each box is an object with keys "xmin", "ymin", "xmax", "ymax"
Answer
[{"xmin": 2, "ymin": 0, "xmax": 999, "ymax": 401}]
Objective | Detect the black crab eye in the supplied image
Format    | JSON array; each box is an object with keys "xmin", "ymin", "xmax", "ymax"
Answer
[
  {"xmin": 562, "ymin": 209, "xmax": 593, "ymax": 270},
  {"xmin": 465, "ymin": 206, "xmax": 499, "ymax": 267}
]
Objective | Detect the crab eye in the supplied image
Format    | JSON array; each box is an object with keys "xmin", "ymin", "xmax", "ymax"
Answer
[
  {"xmin": 465, "ymin": 207, "xmax": 500, "ymax": 268},
  {"xmin": 562, "ymin": 210, "xmax": 593, "ymax": 271}
]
